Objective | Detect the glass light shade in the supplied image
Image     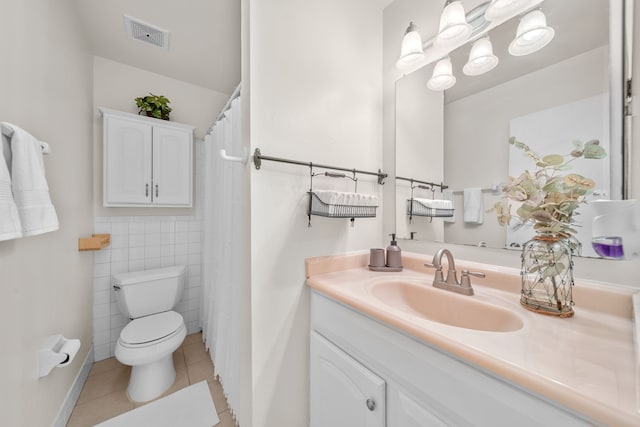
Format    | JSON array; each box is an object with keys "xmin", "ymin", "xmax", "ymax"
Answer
[
  {"xmin": 427, "ymin": 57, "xmax": 456, "ymax": 91},
  {"xmin": 508, "ymin": 10, "xmax": 555, "ymax": 56},
  {"xmin": 396, "ymin": 22, "xmax": 425, "ymax": 70},
  {"xmin": 484, "ymin": 0, "xmax": 537, "ymax": 22},
  {"xmin": 434, "ymin": 1, "xmax": 472, "ymax": 49},
  {"xmin": 463, "ymin": 38, "xmax": 499, "ymax": 76}
]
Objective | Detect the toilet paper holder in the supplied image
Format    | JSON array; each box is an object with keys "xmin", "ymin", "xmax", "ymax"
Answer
[{"xmin": 38, "ymin": 334, "xmax": 81, "ymax": 378}]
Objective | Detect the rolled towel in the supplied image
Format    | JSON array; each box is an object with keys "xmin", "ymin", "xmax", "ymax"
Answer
[
  {"xmin": 0, "ymin": 133, "xmax": 22, "ymax": 241},
  {"xmin": 2, "ymin": 123, "xmax": 59, "ymax": 236},
  {"xmin": 463, "ymin": 187, "xmax": 484, "ymax": 224}
]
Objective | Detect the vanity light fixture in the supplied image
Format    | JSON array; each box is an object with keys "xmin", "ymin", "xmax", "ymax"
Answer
[
  {"xmin": 484, "ymin": 0, "xmax": 539, "ymax": 22},
  {"xmin": 435, "ymin": 0, "xmax": 473, "ymax": 48},
  {"xmin": 427, "ymin": 57, "xmax": 456, "ymax": 91},
  {"xmin": 508, "ymin": 9, "xmax": 555, "ymax": 56},
  {"xmin": 396, "ymin": 22, "xmax": 425, "ymax": 70},
  {"xmin": 463, "ymin": 37, "xmax": 499, "ymax": 76}
]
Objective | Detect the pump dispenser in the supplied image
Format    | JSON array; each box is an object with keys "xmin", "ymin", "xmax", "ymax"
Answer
[{"xmin": 386, "ymin": 234, "xmax": 403, "ymax": 268}]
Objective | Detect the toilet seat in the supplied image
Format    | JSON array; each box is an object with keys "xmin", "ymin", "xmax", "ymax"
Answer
[{"xmin": 120, "ymin": 311, "xmax": 183, "ymax": 347}]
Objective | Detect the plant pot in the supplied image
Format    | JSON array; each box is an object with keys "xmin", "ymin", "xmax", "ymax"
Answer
[{"xmin": 520, "ymin": 234, "xmax": 574, "ymax": 317}]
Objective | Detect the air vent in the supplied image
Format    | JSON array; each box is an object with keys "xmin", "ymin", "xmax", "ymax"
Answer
[{"xmin": 124, "ymin": 15, "xmax": 169, "ymax": 50}]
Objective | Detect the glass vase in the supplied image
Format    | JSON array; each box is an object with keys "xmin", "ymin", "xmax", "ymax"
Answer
[{"xmin": 520, "ymin": 235, "xmax": 574, "ymax": 317}]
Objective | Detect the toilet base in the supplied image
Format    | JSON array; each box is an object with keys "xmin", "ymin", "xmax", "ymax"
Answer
[{"xmin": 127, "ymin": 353, "xmax": 176, "ymax": 402}]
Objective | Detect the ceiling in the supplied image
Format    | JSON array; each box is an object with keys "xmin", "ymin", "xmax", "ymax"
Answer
[{"xmin": 73, "ymin": 0, "xmax": 241, "ymax": 95}]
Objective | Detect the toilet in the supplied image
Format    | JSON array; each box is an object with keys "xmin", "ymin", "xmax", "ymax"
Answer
[{"xmin": 112, "ymin": 265, "xmax": 187, "ymax": 402}]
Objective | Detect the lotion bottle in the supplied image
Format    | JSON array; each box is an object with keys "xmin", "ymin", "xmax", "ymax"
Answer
[{"xmin": 386, "ymin": 233, "xmax": 402, "ymax": 268}]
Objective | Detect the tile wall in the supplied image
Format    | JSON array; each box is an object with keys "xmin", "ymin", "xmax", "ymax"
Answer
[{"xmin": 92, "ymin": 216, "xmax": 203, "ymax": 361}]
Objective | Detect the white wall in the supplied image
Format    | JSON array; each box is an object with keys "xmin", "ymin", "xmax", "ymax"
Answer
[
  {"xmin": 92, "ymin": 56, "xmax": 230, "ymax": 217},
  {"xmin": 0, "ymin": 0, "xmax": 94, "ymax": 426},
  {"xmin": 248, "ymin": 0, "xmax": 386, "ymax": 425},
  {"xmin": 444, "ymin": 47, "xmax": 608, "ymax": 247}
]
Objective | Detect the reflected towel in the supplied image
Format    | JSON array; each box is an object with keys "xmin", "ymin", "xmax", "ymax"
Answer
[
  {"xmin": 463, "ymin": 187, "xmax": 484, "ymax": 224},
  {"xmin": 412, "ymin": 198, "xmax": 452, "ymax": 210},
  {"xmin": 0, "ymin": 133, "xmax": 22, "ymax": 240},
  {"xmin": 2, "ymin": 123, "xmax": 58, "ymax": 236},
  {"xmin": 442, "ymin": 190, "xmax": 455, "ymax": 223}
]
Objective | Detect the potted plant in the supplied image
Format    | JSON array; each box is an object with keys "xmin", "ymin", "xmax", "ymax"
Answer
[
  {"xmin": 492, "ymin": 137, "xmax": 606, "ymax": 317},
  {"xmin": 134, "ymin": 93, "xmax": 172, "ymax": 120}
]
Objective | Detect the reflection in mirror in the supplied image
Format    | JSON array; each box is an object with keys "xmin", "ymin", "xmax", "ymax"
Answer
[{"xmin": 394, "ymin": 0, "xmax": 633, "ymax": 259}]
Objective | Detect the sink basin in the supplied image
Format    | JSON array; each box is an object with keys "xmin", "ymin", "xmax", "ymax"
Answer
[{"xmin": 369, "ymin": 280, "xmax": 524, "ymax": 332}]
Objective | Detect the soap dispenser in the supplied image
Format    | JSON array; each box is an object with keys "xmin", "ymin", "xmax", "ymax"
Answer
[{"xmin": 386, "ymin": 234, "xmax": 402, "ymax": 268}]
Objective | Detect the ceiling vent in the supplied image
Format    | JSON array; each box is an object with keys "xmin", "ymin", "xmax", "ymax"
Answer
[{"xmin": 124, "ymin": 15, "xmax": 170, "ymax": 50}]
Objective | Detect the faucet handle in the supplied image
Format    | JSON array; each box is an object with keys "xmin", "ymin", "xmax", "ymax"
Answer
[
  {"xmin": 424, "ymin": 263, "xmax": 444, "ymax": 282},
  {"xmin": 460, "ymin": 269, "xmax": 485, "ymax": 289}
]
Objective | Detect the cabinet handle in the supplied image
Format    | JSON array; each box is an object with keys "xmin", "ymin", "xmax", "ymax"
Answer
[
  {"xmin": 155, "ymin": 184, "xmax": 159, "ymax": 198},
  {"xmin": 145, "ymin": 183, "xmax": 149, "ymax": 197},
  {"xmin": 366, "ymin": 398, "xmax": 376, "ymax": 411}
]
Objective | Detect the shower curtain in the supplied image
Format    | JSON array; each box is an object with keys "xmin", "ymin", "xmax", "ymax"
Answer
[{"xmin": 202, "ymin": 95, "xmax": 244, "ymax": 424}]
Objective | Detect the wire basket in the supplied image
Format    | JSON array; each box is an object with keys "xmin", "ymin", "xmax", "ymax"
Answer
[
  {"xmin": 308, "ymin": 192, "xmax": 378, "ymax": 218},
  {"xmin": 407, "ymin": 199, "xmax": 454, "ymax": 218}
]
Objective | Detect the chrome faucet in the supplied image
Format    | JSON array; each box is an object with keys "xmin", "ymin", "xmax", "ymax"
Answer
[{"xmin": 424, "ymin": 249, "xmax": 484, "ymax": 296}]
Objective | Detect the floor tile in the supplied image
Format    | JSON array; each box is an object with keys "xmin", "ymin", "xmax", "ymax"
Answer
[
  {"xmin": 182, "ymin": 331, "xmax": 203, "ymax": 346},
  {"xmin": 77, "ymin": 364, "xmax": 130, "ymax": 405},
  {"xmin": 208, "ymin": 380, "xmax": 230, "ymax": 414},
  {"xmin": 67, "ymin": 390, "xmax": 134, "ymax": 427},
  {"xmin": 217, "ymin": 409, "xmax": 237, "ymax": 427},
  {"xmin": 183, "ymin": 340, "xmax": 208, "ymax": 365},
  {"xmin": 88, "ymin": 357, "xmax": 123, "ymax": 377},
  {"xmin": 186, "ymin": 358, "xmax": 216, "ymax": 383}
]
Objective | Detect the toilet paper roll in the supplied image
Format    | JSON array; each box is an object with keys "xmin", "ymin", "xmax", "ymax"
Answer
[{"xmin": 57, "ymin": 339, "xmax": 81, "ymax": 367}]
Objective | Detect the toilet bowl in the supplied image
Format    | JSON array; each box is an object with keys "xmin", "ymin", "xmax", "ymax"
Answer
[{"xmin": 111, "ymin": 266, "xmax": 187, "ymax": 402}]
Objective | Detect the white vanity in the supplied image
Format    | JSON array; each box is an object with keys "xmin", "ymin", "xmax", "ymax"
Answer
[{"xmin": 307, "ymin": 251, "xmax": 637, "ymax": 426}]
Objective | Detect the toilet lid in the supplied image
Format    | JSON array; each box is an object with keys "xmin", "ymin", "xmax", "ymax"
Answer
[{"xmin": 120, "ymin": 311, "xmax": 184, "ymax": 345}]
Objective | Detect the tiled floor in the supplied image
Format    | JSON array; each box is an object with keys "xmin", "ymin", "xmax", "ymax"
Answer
[{"xmin": 67, "ymin": 332, "xmax": 236, "ymax": 426}]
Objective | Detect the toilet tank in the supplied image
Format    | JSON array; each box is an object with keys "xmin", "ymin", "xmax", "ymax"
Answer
[{"xmin": 112, "ymin": 265, "xmax": 186, "ymax": 319}]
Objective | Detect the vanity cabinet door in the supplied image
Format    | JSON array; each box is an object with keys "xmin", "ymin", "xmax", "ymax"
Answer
[
  {"xmin": 310, "ymin": 331, "xmax": 386, "ymax": 427},
  {"xmin": 103, "ymin": 116, "xmax": 153, "ymax": 206}
]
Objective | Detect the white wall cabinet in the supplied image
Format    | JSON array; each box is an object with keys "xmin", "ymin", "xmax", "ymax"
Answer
[
  {"xmin": 100, "ymin": 108, "xmax": 194, "ymax": 207},
  {"xmin": 310, "ymin": 291, "xmax": 594, "ymax": 427},
  {"xmin": 310, "ymin": 331, "xmax": 385, "ymax": 427}
]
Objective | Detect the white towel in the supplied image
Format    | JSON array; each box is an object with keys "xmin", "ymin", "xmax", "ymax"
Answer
[
  {"xmin": 464, "ymin": 187, "xmax": 484, "ymax": 224},
  {"xmin": 313, "ymin": 191, "xmax": 377, "ymax": 207},
  {"xmin": 442, "ymin": 190, "xmax": 455, "ymax": 223},
  {"xmin": 2, "ymin": 123, "xmax": 59, "ymax": 237},
  {"xmin": 0, "ymin": 133, "xmax": 22, "ymax": 241}
]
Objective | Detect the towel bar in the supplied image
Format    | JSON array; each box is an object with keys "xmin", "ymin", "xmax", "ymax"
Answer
[{"xmin": 1, "ymin": 123, "xmax": 51, "ymax": 154}]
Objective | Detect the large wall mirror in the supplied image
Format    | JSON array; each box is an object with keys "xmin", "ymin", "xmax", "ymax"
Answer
[{"xmin": 394, "ymin": 0, "xmax": 635, "ymax": 259}]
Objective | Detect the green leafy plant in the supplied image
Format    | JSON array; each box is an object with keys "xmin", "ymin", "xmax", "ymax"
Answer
[
  {"xmin": 134, "ymin": 93, "xmax": 172, "ymax": 120},
  {"xmin": 492, "ymin": 137, "xmax": 607, "ymax": 240}
]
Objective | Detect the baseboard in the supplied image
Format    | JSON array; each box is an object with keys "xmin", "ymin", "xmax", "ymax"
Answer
[{"xmin": 52, "ymin": 345, "xmax": 94, "ymax": 427}]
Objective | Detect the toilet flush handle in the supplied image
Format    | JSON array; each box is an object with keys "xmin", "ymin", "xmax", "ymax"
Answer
[{"xmin": 113, "ymin": 285, "xmax": 121, "ymax": 291}]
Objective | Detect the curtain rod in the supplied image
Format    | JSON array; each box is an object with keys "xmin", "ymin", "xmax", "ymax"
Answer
[
  {"xmin": 208, "ymin": 82, "xmax": 242, "ymax": 134},
  {"xmin": 252, "ymin": 148, "xmax": 387, "ymax": 185},
  {"xmin": 396, "ymin": 176, "xmax": 448, "ymax": 191}
]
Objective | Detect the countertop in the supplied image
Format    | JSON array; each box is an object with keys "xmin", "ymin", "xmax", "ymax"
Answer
[{"xmin": 306, "ymin": 251, "xmax": 639, "ymax": 427}]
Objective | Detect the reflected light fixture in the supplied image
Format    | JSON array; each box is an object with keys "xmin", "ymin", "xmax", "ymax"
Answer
[
  {"xmin": 435, "ymin": 0, "xmax": 472, "ymax": 48},
  {"xmin": 508, "ymin": 9, "xmax": 555, "ymax": 56},
  {"xmin": 463, "ymin": 37, "xmax": 499, "ymax": 76},
  {"xmin": 484, "ymin": 0, "xmax": 538, "ymax": 22},
  {"xmin": 396, "ymin": 22, "xmax": 425, "ymax": 70},
  {"xmin": 427, "ymin": 57, "xmax": 456, "ymax": 91}
]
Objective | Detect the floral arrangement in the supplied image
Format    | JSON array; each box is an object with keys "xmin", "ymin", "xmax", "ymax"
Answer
[{"xmin": 492, "ymin": 137, "xmax": 607, "ymax": 240}]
